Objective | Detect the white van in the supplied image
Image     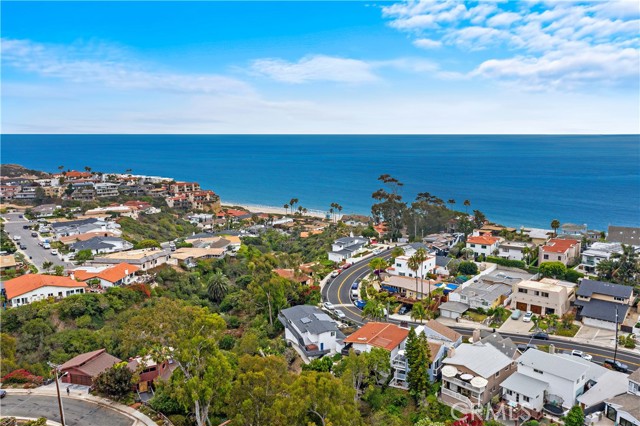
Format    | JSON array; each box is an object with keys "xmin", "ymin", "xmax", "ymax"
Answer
[{"xmin": 351, "ymin": 281, "xmax": 359, "ymax": 298}]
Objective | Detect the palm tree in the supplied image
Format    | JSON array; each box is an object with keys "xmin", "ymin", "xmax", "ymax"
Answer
[
  {"xmin": 461, "ymin": 247, "xmax": 475, "ymax": 261},
  {"xmin": 336, "ymin": 204, "xmax": 343, "ymax": 221},
  {"xmin": 596, "ymin": 258, "xmax": 615, "ymax": 281},
  {"xmin": 283, "ymin": 204, "xmax": 289, "ymax": 215},
  {"xmin": 522, "ymin": 246, "xmax": 531, "ymax": 266},
  {"xmin": 362, "ymin": 299, "xmax": 385, "ymax": 322},
  {"xmin": 410, "ymin": 302, "xmax": 429, "ymax": 324},
  {"xmin": 463, "ymin": 199, "xmax": 471, "ymax": 215},
  {"xmin": 297, "ymin": 205, "xmax": 304, "ymax": 216},
  {"xmin": 84, "ymin": 166, "xmax": 92, "ymax": 173},
  {"xmin": 610, "ymin": 244, "xmax": 639, "ymax": 284},
  {"xmin": 369, "ymin": 257, "xmax": 388, "ymax": 282},
  {"xmin": 414, "ymin": 247, "xmax": 429, "ymax": 298},
  {"xmin": 58, "ymin": 165, "xmax": 64, "ymax": 173},
  {"xmin": 447, "ymin": 199, "xmax": 456, "ymax": 210},
  {"xmin": 550, "ymin": 219, "xmax": 560, "ymax": 237},
  {"xmin": 289, "ymin": 198, "xmax": 298, "ymax": 214},
  {"xmin": 207, "ymin": 270, "xmax": 230, "ymax": 303},
  {"xmin": 390, "ymin": 246, "xmax": 405, "ymax": 262},
  {"xmin": 408, "ymin": 254, "xmax": 421, "ymax": 300}
]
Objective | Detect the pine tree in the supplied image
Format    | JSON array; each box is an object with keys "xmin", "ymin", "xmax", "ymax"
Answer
[{"xmin": 406, "ymin": 329, "xmax": 432, "ymax": 401}]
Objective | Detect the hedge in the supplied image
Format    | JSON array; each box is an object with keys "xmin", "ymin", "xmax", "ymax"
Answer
[{"xmin": 486, "ymin": 256, "xmax": 526, "ymax": 269}]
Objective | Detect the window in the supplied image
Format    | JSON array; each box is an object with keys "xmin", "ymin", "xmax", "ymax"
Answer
[
  {"xmin": 331, "ymin": 332, "xmax": 335, "ymax": 336},
  {"xmin": 481, "ymin": 245, "xmax": 487, "ymax": 249},
  {"xmin": 541, "ymin": 292, "xmax": 549, "ymax": 298},
  {"xmin": 482, "ymin": 301, "xmax": 489, "ymax": 306},
  {"xmin": 396, "ymin": 263, "xmax": 401, "ymax": 267},
  {"xmin": 620, "ymin": 418, "xmax": 634, "ymax": 426},
  {"xmin": 506, "ymin": 390, "xmax": 513, "ymax": 396},
  {"xmin": 471, "ymin": 244, "xmax": 476, "ymax": 248},
  {"xmin": 495, "ymin": 371, "xmax": 500, "ymax": 377},
  {"xmin": 519, "ymin": 289, "xmax": 528, "ymax": 294},
  {"xmin": 523, "ymin": 396, "xmax": 530, "ymax": 402},
  {"xmin": 533, "ymin": 291, "xmax": 540, "ymax": 296},
  {"xmin": 614, "ymin": 297, "xmax": 626, "ymax": 301},
  {"xmin": 534, "ymin": 369, "xmax": 543, "ymax": 374},
  {"xmin": 544, "ymin": 254, "xmax": 549, "ymax": 259},
  {"xmin": 557, "ymin": 256, "xmax": 561, "ymax": 260}
]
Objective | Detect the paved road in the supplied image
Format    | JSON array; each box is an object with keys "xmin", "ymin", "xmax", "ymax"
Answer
[
  {"xmin": 2, "ymin": 212, "xmax": 71, "ymax": 270},
  {"xmin": 323, "ymin": 250, "xmax": 640, "ymax": 371},
  {"xmin": 0, "ymin": 395, "xmax": 134, "ymax": 426}
]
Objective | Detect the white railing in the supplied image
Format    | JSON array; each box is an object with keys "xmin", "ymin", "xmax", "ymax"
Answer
[
  {"xmin": 441, "ymin": 387, "xmax": 475, "ymax": 409},
  {"xmin": 445, "ymin": 376, "xmax": 486, "ymax": 393}
]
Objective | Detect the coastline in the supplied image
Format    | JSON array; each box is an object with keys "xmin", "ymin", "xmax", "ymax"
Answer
[{"xmin": 222, "ymin": 200, "xmax": 340, "ymax": 220}]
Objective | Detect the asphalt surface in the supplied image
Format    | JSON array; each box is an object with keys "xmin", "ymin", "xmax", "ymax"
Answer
[
  {"xmin": 323, "ymin": 249, "xmax": 640, "ymax": 371},
  {"xmin": 0, "ymin": 395, "xmax": 134, "ymax": 426},
  {"xmin": 2, "ymin": 212, "xmax": 71, "ymax": 270}
]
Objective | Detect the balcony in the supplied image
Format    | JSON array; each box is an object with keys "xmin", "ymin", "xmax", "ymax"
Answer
[
  {"xmin": 392, "ymin": 356, "xmax": 407, "ymax": 370},
  {"xmin": 445, "ymin": 376, "xmax": 486, "ymax": 393},
  {"xmin": 441, "ymin": 387, "xmax": 476, "ymax": 410}
]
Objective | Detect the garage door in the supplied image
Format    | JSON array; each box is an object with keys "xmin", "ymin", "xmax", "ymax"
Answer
[
  {"xmin": 530, "ymin": 305, "xmax": 542, "ymax": 314},
  {"xmin": 70, "ymin": 374, "xmax": 92, "ymax": 386},
  {"xmin": 516, "ymin": 302, "xmax": 528, "ymax": 311}
]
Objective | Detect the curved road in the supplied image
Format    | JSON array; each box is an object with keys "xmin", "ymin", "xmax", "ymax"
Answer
[
  {"xmin": 0, "ymin": 395, "xmax": 134, "ymax": 426},
  {"xmin": 323, "ymin": 250, "xmax": 640, "ymax": 371}
]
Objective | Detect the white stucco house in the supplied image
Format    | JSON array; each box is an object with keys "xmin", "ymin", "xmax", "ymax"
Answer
[
  {"xmin": 328, "ymin": 236, "xmax": 369, "ymax": 263},
  {"xmin": 278, "ymin": 305, "xmax": 345, "ymax": 361},
  {"xmin": 2, "ymin": 274, "xmax": 87, "ymax": 307}
]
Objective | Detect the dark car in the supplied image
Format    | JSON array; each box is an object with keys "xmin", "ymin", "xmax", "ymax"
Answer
[
  {"xmin": 603, "ymin": 359, "xmax": 629, "ymax": 373},
  {"xmin": 19, "ymin": 244, "xmax": 27, "ymax": 250},
  {"xmin": 0, "ymin": 389, "xmax": 6, "ymax": 398},
  {"xmin": 23, "ymin": 225, "xmax": 30, "ymax": 229},
  {"xmin": 530, "ymin": 332, "xmax": 549, "ymax": 340},
  {"xmin": 31, "ymin": 232, "xmax": 38, "ymax": 237}
]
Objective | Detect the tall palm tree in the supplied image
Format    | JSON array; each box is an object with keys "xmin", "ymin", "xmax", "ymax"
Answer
[
  {"xmin": 596, "ymin": 258, "xmax": 615, "ymax": 281},
  {"xmin": 550, "ymin": 219, "xmax": 560, "ymax": 237},
  {"xmin": 207, "ymin": 270, "xmax": 230, "ymax": 303},
  {"xmin": 463, "ymin": 199, "xmax": 471, "ymax": 215},
  {"xmin": 390, "ymin": 247, "xmax": 405, "ymax": 262},
  {"xmin": 410, "ymin": 302, "xmax": 428, "ymax": 324},
  {"xmin": 408, "ymin": 254, "xmax": 421, "ymax": 300},
  {"xmin": 522, "ymin": 246, "xmax": 531, "ymax": 266},
  {"xmin": 336, "ymin": 204, "xmax": 343, "ymax": 220},
  {"xmin": 369, "ymin": 257, "xmax": 388, "ymax": 282},
  {"xmin": 447, "ymin": 199, "xmax": 456, "ymax": 210},
  {"xmin": 610, "ymin": 244, "xmax": 639, "ymax": 284},
  {"xmin": 289, "ymin": 198, "xmax": 298, "ymax": 214},
  {"xmin": 414, "ymin": 247, "xmax": 429, "ymax": 298},
  {"xmin": 84, "ymin": 166, "xmax": 92, "ymax": 173},
  {"xmin": 283, "ymin": 204, "xmax": 289, "ymax": 215},
  {"xmin": 461, "ymin": 247, "xmax": 475, "ymax": 261}
]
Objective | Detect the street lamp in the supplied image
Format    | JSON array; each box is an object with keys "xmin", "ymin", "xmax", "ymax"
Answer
[{"xmin": 48, "ymin": 363, "xmax": 68, "ymax": 426}]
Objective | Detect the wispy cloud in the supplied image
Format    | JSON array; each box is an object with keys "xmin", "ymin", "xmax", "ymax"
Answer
[
  {"xmin": 1, "ymin": 38, "xmax": 254, "ymax": 95},
  {"xmin": 250, "ymin": 55, "xmax": 379, "ymax": 84},
  {"xmin": 381, "ymin": 0, "xmax": 640, "ymax": 89}
]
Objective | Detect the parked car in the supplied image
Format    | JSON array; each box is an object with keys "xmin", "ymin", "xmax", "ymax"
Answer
[
  {"xmin": 341, "ymin": 263, "xmax": 352, "ymax": 270},
  {"xmin": 19, "ymin": 244, "xmax": 26, "ymax": 250},
  {"xmin": 373, "ymin": 248, "xmax": 383, "ymax": 255},
  {"xmin": 530, "ymin": 332, "xmax": 549, "ymax": 340},
  {"xmin": 523, "ymin": 311, "xmax": 533, "ymax": 322},
  {"xmin": 398, "ymin": 306, "xmax": 408, "ymax": 315},
  {"xmin": 511, "ymin": 309, "xmax": 521, "ymax": 320},
  {"xmin": 330, "ymin": 270, "xmax": 340, "ymax": 278},
  {"xmin": 50, "ymin": 249, "xmax": 58, "ymax": 255},
  {"xmin": 31, "ymin": 232, "xmax": 38, "ymax": 237},
  {"xmin": 0, "ymin": 389, "xmax": 6, "ymax": 398},
  {"xmin": 571, "ymin": 350, "xmax": 593, "ymax": 361},
  {"xmin": 351, "ymin": 282, "xmax": 359, "ymax": 298},
  {"xmin": 603, "ymin": 359, "xmax": 629, "ymax": 373},
  {"xmin": 22, "ymin": 225, "xmax": 30, "ymax": 229},
  {"xmin": 323, "ymin": 302, "xmax": 335, "ymax": 311},
  {"xmin": 334, "ymin": 309, "xmax": 346, "ymax": 319},
  {"xmin": 12, "ymin": 235, "xmax": 21, "ymax": 241}
]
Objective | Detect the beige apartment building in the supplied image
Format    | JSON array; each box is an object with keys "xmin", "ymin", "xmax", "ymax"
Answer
[
  {"xmin": 539, "ymin": 238, "xmax": 581, "ymax": 266},
  {"xmin": 510, "ymin": 278, "xmax": 575, "ymax": 316}
]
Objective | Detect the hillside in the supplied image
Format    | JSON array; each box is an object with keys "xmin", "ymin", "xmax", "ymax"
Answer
[
  {"xmin": 117, "ymin": 211, "xmax": 200, "ymax": 243},
  {"xmin": 0, "ymin": 164, "xmax": 50, "ymax": 178}
]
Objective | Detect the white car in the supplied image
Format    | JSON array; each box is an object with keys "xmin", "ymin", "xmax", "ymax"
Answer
[
  {"xmin": 50, "ymin": 249, "xmax": 59, "ymax": 255},
  {"xmin": 522, "ymin": 311, "xmax": 533, "ymax": 322},
  {"xmin": 334, "ymin": 309, "xmax": 346, "ymax": 319},
  {"xmin": 323, "ymin": 302, "xmax": 335, "ymax": 311},
  {"xmin": 571, "ymin": 350, "xmax": 593, "ymax": 361},
  {"xmin": 330, "ymin": 270, "xmax": 340, "ymax": 278}
]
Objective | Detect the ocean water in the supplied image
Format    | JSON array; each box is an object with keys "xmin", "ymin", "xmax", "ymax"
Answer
[{"xmin": 1, "ymin": 134, "xmax": 639, "ymax": 230}]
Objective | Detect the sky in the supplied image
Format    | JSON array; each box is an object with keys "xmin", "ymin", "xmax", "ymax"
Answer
[{"xmin": 2, "ymin": 0, "xmax": 639, "ymax": 134}]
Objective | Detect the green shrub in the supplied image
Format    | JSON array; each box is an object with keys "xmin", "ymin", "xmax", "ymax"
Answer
[
  {"xmin": 458, "ymin": 261, "xmax": 478, "ymax": 275},
  {"xmin": 486, "ymin": 256, "xmax": 526, "ymax": 269},
  {"xmin": 218, "ymin": 334, "xmax": 236, "ymax": 351}
]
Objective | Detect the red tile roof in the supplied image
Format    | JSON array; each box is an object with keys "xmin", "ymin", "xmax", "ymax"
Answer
[
  {"xmin": 74, "ymin": 263, "xmax": 139, "ymax": 284},
  {"xmin": 542, "ymin": 238, "xmax": 579, "ymax": 253},
  {"xmin": 467, "ymin": 234, "xmax": 499, "ymax": 245},
  {"xmin": 4, "ymin": 274, "xmax": 87, "ymax": 300},
  {"xmin": 344, "ymin": 322, "xmax": 409, "ymax": 351},
  {"xmin": 65, "ymin": 170, "xmax": 92, "ymax": 178}
]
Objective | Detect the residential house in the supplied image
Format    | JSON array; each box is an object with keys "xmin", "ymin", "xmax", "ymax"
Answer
[
  {"xmin": 51, "ymin": 218, "xmax": 121, "ymax": 238},
  {"xmin": 466, "ymin": 234, "xmax": 501, "ymax": 258},
  {"xmin": 579, "ymin": 242, "xmax": 625, "ymax": 274},
  {"xmin": 273, "ymin": 268, "xmax": 313, "ymax": 285},
  {"xmin": 70, "ymin": 182, "xmax": 96, "ymax": 201},
  {"xmin": 13, "ymin": 186, "xmax": 37, "ymax": 200},
  {"xmin": 343, "ymin": 322, "xmax": 409, "ymax": 361},
  {"xmin": 604, "ymin": 369, "xmax": 640, "ymax": 426},
  {"xmin": 509, "ymin": 278, "xmax": 576, "ymax": 316},
  {"xmin": 473, "ymin": 329, "xmax": 520, "ymax": 360},
  {"xmin": 478, "ymin": 225, "xmax": 517, "ymax": 237},
  {"xmin": 0, "ymin": 255, "xmax": 17, "ymax": 272},
  {"xmin": 70, "ymin": 236, "xmax": 134, "ymax": 255},
  {"xmin": 438, "ymin": 301, "xmax": 471, "ymax": 320},
  {"xmin": 31, "ymin": 204, "xmax": 58, "ymax": 218},
  {"xmin": 607, "ymin": 226, "xmax": 640, "ymax": 246},
  {"xmin": 560, "ymin": 223, "xmax": 588, "ymax": 238},
  {"xmin": 503, "ymin": 349, "xmax": 629, "ymax": 414},
  {"xmin": 2, "ymin": 274, "xmax": 87, "ymax": 307},
  {"xmin": 381, "ymin": 275, "xmax": 440, "ymax": 301},
  {"xmin": 127, "ymin": 356, "xmax": 176, "ymax": 392},
  {"xmin": 574, "ymin": 279, "xmax": 633, "ymax": 330},
  {"xmin": 341, "ymin": 214, "xmax": 370, "ymax": 227},
  {"xmin": 328, "ymin": 236, "xmax": 369, "ymax": 263},
  {"xmin": 73, "ymin": 263, "xmax": 140, "ymax": 288},
  {"xmin": 94, "ymin": 182, "xmax": 120, "ymax": 198},
  {"xmin": 440, "ymin": 342, "xmax": 516, "ymax": 411},
  {"xmin": 451, "ymin": 269, "xmax": 533, "ymax": 310},
  {"xmin": 64, "ymin": 170, "xmax": 93, "ymax": 180},
  {"xmin": 0, "ymin": 185, "xmax": 20, "ymax": 199},
  {"xmin": 498, "ymin": 241, "xmax": 537, "ymax": 262},
  {"xmin": 388, "ymin": 251, "xmax": 436, "ymax": 279},
  {"xmin": 170, "ymin": 182, "xmax": 201, "ymax": 194},
  {"xmin": 92, "ymin": 248, "xmax": 170, "ymax": 271},
  {"xmin": 278, "ymin": 305, "xmax": 345, "ymax": 361},
  {"xmin": 435, "ymin": 256, "xmax": 452, "ymax": 276},
  {"xmin": 522, "ymin": 228, "xmax": 555, "ymax": 246},
  {"xmin": 391, "ymin": 321, "xmax": 462, "ymax": 389},
  {"xmin": 59, "ymin": 231, "xmax": 120, "ymax": 246},
  {"xmin": 42, "ymin": 186, "xmax": 65, "ymax": 198},
  {"xmin": 170, "ymin": 247, "xmax": 226, "ymax": 268},
  {"xmin": 423, "ymin": 233, "xmax": 464, "ymax": 256},
  {"xmin": 539, "ymin": 238, "xmax": 581, "ymax": 266},
  {"xmin": 60, "ymin": 349, "xmax": 121, "ymax": 386}
]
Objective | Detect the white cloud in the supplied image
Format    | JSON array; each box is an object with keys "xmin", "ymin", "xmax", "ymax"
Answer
[
  {"xmin": 486, "ymin": 12, "xmax": 521, "ymax": 27},
  {"xmin": 1, "ymin": 38, "xmax": 253, "ymax": 95},
  {"xmin": 413, "ymin": 38, "xmax": 442, "ymax": 49},
  {"xmin": 250, "ymin": 55, "xmax": 379, "ymax": 84}
]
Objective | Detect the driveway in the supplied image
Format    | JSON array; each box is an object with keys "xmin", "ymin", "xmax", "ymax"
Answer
[
  {"xmin": 574, "ymin": 325, "xmax": 617, "ymax": 348},
  {"xmin": 498, "ymin": 317, "xmax": 534, "ymax": 334},
  {"xmin": 0, "ymin": 395, "xmax": 134, "ymax": 426}
]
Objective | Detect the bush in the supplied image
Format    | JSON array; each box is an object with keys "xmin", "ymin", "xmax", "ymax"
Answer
[
  {"xmin": 563, "ymin": 269, "xmax": 584, "ymax": 283},
  {"xmin": 458, "ymin": 261, "xmax": 478, "ymax": 275},
  {"xmin": 1, "ymin": 368, "xmax": 43, "ymax": 385},
  {"xmin": 149, "ymin": 386, "xmax": 185, "ymax": 416},
  {"xmin": 486, "ymin": 256, "xmax": 526, "ymax": 269},
  {"xmin": 218, "ymin": 334, "xmax": 236, "ymax": 351}
]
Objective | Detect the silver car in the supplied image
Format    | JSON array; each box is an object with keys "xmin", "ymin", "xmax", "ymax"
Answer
[
  {"xmin": 323, "ymin": 302, "xmax": 335, "ymax": 311},
  {"xmin": 334, "ymin": 309, "xmax": 346, "ymax": 319}
]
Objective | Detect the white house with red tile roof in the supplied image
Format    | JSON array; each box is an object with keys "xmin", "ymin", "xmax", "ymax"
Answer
[
  {"xmin": 538, "ymin": 238, "xmax": 581, "ymax": 266},
  {"xmin": 344, "ymin": 322, "xmax": 409, "ymax": 359},
  {"xmin": 73, "ymin": 263, "xmax": 140, "ymax": 288},
  {"xmin": 2, "ymin": 274, "xmax": 87, "ymax": 307},
  {"xmin": 466, "ymin": 234, "xmax": 501, "ymax": 258}
]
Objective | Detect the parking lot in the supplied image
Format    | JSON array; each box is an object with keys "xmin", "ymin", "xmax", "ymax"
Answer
[{"xmin": 499, "ymin": 316, "xmax": 535, "ymax": 334}]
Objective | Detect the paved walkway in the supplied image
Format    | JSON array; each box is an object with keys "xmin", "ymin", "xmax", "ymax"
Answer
[{"xmin": 3, "ymin": 388, "xmax": 157, "ymax": 426}]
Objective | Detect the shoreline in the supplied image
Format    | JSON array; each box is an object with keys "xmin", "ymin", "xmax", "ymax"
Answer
[{"xmin": 222, "ymin": 201, "xmax": 341, "ymax": 220}]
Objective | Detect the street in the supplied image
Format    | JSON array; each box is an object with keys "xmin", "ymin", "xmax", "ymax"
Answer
[
  {"xmin": 0, "ymin": 394, "xmax": 134, "ymax": 426},
  {"xmin": 2, "ymin": 212, "xmax": 72, "ymax": 271}
]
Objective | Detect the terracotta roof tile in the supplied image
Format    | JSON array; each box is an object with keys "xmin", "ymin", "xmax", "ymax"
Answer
[
  {"xmin": 467, "ymin": 234, "xmax": 499, "ymax": 245},
  {"xmin": 344, "ymin": 322, "xmax": 408, "ymax": 351},
  {"xmin": 4, "ymin": 274, "xmax": 87, "ymax": 300},
  {"xmin": 542, "ymin": 238, "xmax": 579, "ymax": 253}
]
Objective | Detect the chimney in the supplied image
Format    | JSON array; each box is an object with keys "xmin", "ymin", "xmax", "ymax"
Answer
[
  {"xmin": 125, "ymin": 269, "xmax": 129, "ymax": 276},
  {"xmin": 548, "ymin": 344, "xmax": 555, "ymax": 354},
  {"xmin": 447, "ymin": 347, "xmax": 456, "ymax": 358},
  {"xmin": 70, "ymin": 273, "xmax": 75, "ymax": 280},
  {"xmin": 472, "ymin": 328, "xmax": 481, "ymax": 343}
]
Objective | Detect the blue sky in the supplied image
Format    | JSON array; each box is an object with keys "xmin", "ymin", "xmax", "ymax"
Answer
[{"xmin": 2, "ymin": 1, "xmax": 639, "ymax": 134}]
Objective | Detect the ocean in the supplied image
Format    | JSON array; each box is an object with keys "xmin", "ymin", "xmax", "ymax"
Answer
[{"xmin": 1, "ymin": 134, "xmax": 639, "ymax": 230}]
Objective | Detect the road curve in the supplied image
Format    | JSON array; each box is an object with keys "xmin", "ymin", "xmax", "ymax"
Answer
[
  {"xmin": 323, "ymin": 251, "xmax": 640, "ymax": 371},
  {"xmin": 0, "ymin": 395, "xmax": 134, "ymax": 426}
]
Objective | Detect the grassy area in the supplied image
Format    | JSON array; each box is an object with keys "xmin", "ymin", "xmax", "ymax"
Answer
[
  {"xmin": 117, "ymin": 211, "xmax": 200, "ymax": 243},
  {"xmin": 466, "ymin": 310, "xmax": 488, "ymax": 322},
  {"xmin": 553, "ymin": 324, "xmax": 581, "ymax": 337},
  {"xmin": 489, "ymin": 309, "xmax": 512, "ymax": 328}
]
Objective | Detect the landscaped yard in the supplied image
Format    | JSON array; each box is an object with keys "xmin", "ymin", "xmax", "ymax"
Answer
[
  {"xmin": 529, "ymin": 315, "xmax": 581, "ymax": 337},
  {"xmin": 465, "ymin": 310, "xmax": 488, "ymax": 322}
]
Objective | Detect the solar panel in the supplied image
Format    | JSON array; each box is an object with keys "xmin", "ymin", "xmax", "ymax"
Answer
[{"xmin": 300, "ymin": 317, "xmax": 312, "ymax": 324}]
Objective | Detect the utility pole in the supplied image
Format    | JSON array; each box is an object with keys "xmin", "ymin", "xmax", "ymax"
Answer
[
  {"xmin": 49, "ymin": 363, "xmax": 66, "ymax": 426},
  {"xmin": 614, "ymin": 306, "xmax": 619, "ymax": 363}
]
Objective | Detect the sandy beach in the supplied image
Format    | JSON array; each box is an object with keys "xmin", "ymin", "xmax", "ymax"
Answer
[{"xmin": 222, "ymin": 201, "xmax": 341, "ymax": 220}]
